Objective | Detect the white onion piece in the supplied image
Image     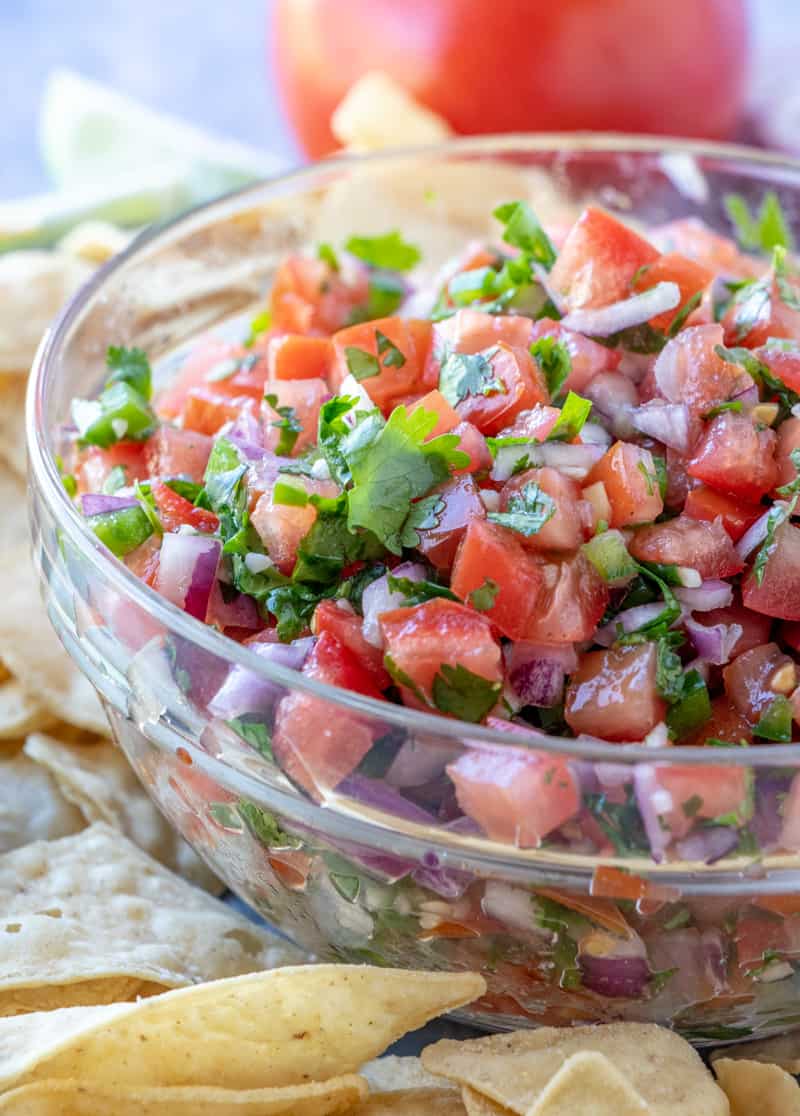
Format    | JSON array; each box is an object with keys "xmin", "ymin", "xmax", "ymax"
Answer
[
  {"xmin": 675, "ymin": 580, "xmax": 733, "ymax": 611},
  {"xmin": 631, "ymin": 402, "xmax": 691, "ymax": 454},
  {"xmin": 658, "ymin": 152, "xmax": 709, "ymax": 204},
  {"xmin": 579, "ymin": 421, "xmax": 613, "ymax": 448},
  {"xmin": 483, "ymin": 880, "xmax": 551, "ymax": 937},
  {"xmin": 361, "ymin": 561, "xmax": 426, "ymax": 647},
  {"xmin": 634, "ymin": 764, "xmax": 671, "ymax": 862},
  {"xmin": 594, "ymin": 603, "xmax": 667, "ymax": 647},
  {"xmin": 736, "ymin": 507, "xmax": 778, "ymax": 561},
  {"xmin": 643, "ymin": 722, "xmax": 670, "ymax": 749},
  {"xmin": 582, "ymin": 373, "xmax": 638, "ymax": 439},
  {"xmin": 560, "ymin": 282, "xmax": 680, "ymax": 337},
  {"xmin": 338, "ymin": 373, "xmax": 377, "ymax": 420},
  {"xmin": 532, "ymin": 262, "xmax": 568, "ymax": 316},
  {"xmin": 491, "ymin": 440, "xmax": 604, "ymax": 483}
]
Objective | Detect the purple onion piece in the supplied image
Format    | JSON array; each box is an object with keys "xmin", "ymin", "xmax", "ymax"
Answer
[
  {"xmin": 227, "ymin": 434, "xmax": 270, "ymax": 462},
  {"xmin": 228, "ymin": 408, "xmax": 264, "ymax": 448},
  {"xmin": 509, "ymin": 658, "xmax": 565, "ymax": 707},
  {"xmin": 752, "ymin": 775, "xmax": 792, "ymax": 850},
  {"xmin": 81, "ymin": 492, "xmax": 139, "ymax": 516},
  {"xmin": 207, "ymin": 637, "xmax": 313, "ymax": 720},
  {"xmin": 675, "ymin": 826, "xmax": 739, "ymax": 864},
  {"xmin": 579, "ymin": 953, "xmax": 652, "ymax": 999},
  {"xmin": 684, "ymin": 617, "xmax": 743, "ymax": 666},
  {"xmin": 184, "ymin": 541, "xmax": 222, "ymax": 622},
  {"xmin": 701, "ymin": 928, "xmax": 728, "ymax": 994},
  {"xmin": 634, "ymin": 764, "xmax": 670, "ymax": 862},
  {"xmin": 362, "ymin": 562, "xmax": 426, "ymax": 647},
  {"xmin": 336, "ymin": 774, "xmax": 439, "ymax": 825}
]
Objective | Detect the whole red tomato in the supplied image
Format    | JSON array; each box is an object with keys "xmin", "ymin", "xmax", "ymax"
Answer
[{"xmin": 272, "ymin": 0, "xmax": 749, "ymax": 158}]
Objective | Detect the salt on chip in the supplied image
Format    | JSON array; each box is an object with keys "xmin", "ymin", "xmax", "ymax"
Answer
[
  {"xmin": 711, "ymin": 1031, "xmax": 800, "ymax": 1074},
  {"xmin": 23, "ymin": 732, "xmax": 220, "ymax": 892},
  {"xmin": 354, "ymin": 1089, "xmax": 466, "ymax": 1115},
  {"xmin": 0, "ymin": 751, "xmax": 84, "ymax": 853},
  {"xmin": 331, "ymin": 72, "xmax": 451, "ymax": 151},
  {"xmin": 0, "ymin": 1076, "xmax": 368, "ymax": 1115},
  {"xmin": 528, "ymin": 1051, "xmax": 649, "ymax": 1115},
  {"xmin": 421, "ymin": 1024, "xmax": 728, "ymax": 1116},
  {"xmin": 0, "ymin": 822, "xmax": 304, "ymax": 1015},
  {"xmin": 0, "ymin": 547, "xmax": 109, "ymax": 734},
  {"xmin": 361, "ymin": 1057, "xmax": 450, "ymax": 1094},
  {"xmin": 0, "ymin": 964, "xmax": 484, "ymax": 1093},
  {"xmin": 714, "ymin": 1057, "xmax": 800, "ymax": 1116}
]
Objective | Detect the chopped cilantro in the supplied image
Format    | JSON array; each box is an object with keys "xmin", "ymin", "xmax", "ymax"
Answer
[
  {"xmin": 344, "ymin": 346, "xmax": 380, "ymax": 381},
  {"xmin": 487, "ymin": 481, "xmax": 556, "ymax": 537},
  {"xmin": 237, "ymin": 800, "xmax": 301, "ymax": 848},
  {"xmin": 715, "ymin": 342, "xmax": 800, "ymax": 420},
  {"xmin": 317, "ymin": 241, "xmax": 340, "ymax": 271},
  {"xmin": 773, "ymin": 244, "xmax": 800, "ymax": 311},
  {"xmin": 493, "ymin": 200, "xmax": 557, "ymax": 269},
  {"xmin": 584, "ymin": 788, "xmax": 651, "ymax": 857},
  {"xmin": 637, "ymin": 459, "xmax": 658, "ymax": 497},
  {"xmin": 245, "ymin": 309, "xmax": 271, "ymax": 348},
  {"xmin": 448, "ymin": 266, "xmax": 501, "ymax": 307},
  {"xmin": 468, "ymin": 578, "xmax": 500, "ymax": 611},
  {"xmin": 293, "ymin": 492, "xmax": 382, "ymax": 587},
  {"xmin": 376, "ymin": 329, "xmax": 406, "ymax": 368},
  {"xmin": 265, "ymin": 393, "xmax": 303, "ymax": 456},
  {"xmin": 546, "ymin": 391, "xmax": 592, "ymax": 441},
  {"xmin": 345, "ymin": 230, "xmax": 421, "ymax": 271},
  {"xmin": 724, "ymin": 191, "xmax": 794, "ymax": 254},
  {"xmin": 432, "ymin": 663, "xmax": 502, "ymax": 722},
  {"xmin": 386, "ymin": 574, "xmax": 458, "ymax": 606},
  {"xmin": 399, "ymin": 494, "xmax": 444, "ymax": 549},
  {"xmin": 704, "ymin": 400, "xmax": 743, "ymax": 419},
  {"xmin": 666, "ymin": 291, "xmax": 703, "ymax": 338},
  {"xmin": 654, "ymin": 634, "xmax": 686, "ymax": 703},
  {"xmin": 227, "ymin": 718, "xmax": 272, "ymax": 759},
  {"xmin": 133, "ymin": 479, "xmax": 163, "ymax": 536},
  {"xmin": 439, "ymin": 347, "xmax": 504, "ymax": 407},
  {"xmin": 598, "ymin": 323, "xmax": 666, "ymax": 354},
  {"xmin": 530, "ymin": 335, "xmax": 572, "ymax": 400},
  {"xmin": 105, "ymin": 345, "xmax": 152, "ymax": 400},
  {"xmin": 384, "ymin": 653, "xmax": 429, "ymax": 705},
  {"xmin": 101, "ymin": 464, "xmax": 128, "ymax": 495}
]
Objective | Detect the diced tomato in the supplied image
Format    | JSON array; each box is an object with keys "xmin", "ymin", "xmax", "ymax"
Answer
[
  {"xmin": 223, "ymin": 350, "xmax": 270, "ymax": 398},
  {"xmin": 682, "ymin": 695, "xmax": 753, "ymax": 748},
  {"xmin": 415, "ymin": 474, "xmax": 486, "ymax": 572},
  {"xmin": 263, "ymin": 377, "xmax": 327, "ymax": 456},
  {"xmin": 408, "ymin": 389, "xmax": 460, "ymax": 436},
  {"xmin": 439, "ymin": 241, "xmax": 502, "ymax": 308},
  {"xmin": 693, "ymin": 600, "xmax": 772, "ymax": 660},
  {"xmin": 549, "ymin": 206, "xmax": 658, "ymax": 310},
  {"xmin": 451, "ymin": 421, "xmax": 492, "ymax": 475},
  {"xmin": 529, "ymin": 319, "xmax": 620, "ymax": 393},
  {"xmin": 430, "ymin": 309, "xmax": 533, "ymax": 362},
  {"xmin": 663, "ymin": 447, "xmax": 694, "ymax": 511},
  {"xmin": 628, "ymin": 515, "xmax": 744, "ymax": 579},
  {"xmin": 330, "ymin": 317, "xmax": 435, "ymax": 414},
  {"xmin": 723, "ymin": 642, "xmax": 796, "ymax": 724},
  {"xmin": 683, "ymin": 485, "xmax": 763, "ymax": 543},
  {"xmin": 633, "ymin": 252, "xmax": 712, "ymax": 331},
  {"xmin": 564, "ymin": 643, "xmax": 666, "ymax": 742},
  {"xmin": 524, "ymin": 553, "xmax": 609, "ymax": 643},
  {"xmin": 250, "ymin": 476, "xmax": 339, "ymax": 575},
  {"xmin": 653, "ymin": 218, "xmax": 759, "ymax": 277},
  {"xmin": 723, "ymin": 274, "xmax": 800, "ymax": 349},
  {"xmin": 773, "ymin": 415, "xmax": 800, "ymax": 493},
  {"xmin": 781, "ymin": 620, "xmax": 800, "ymax": 653},
  {"xmin": 448, "ymin": 743, "xmax": 580, "ymax": 848},
  {"xmin": 269, "ymin": 254, "xmax": 369, "ymax": 334},
  {"xmin": 267, "ymin": 334, "xmax": 334, "ymax": 382},
  {"xmin": 742, "ymin": 522, "xmax": 800, "ymax": 621},
  {"xmin": 450, "ymin": 519, "xmax": 545, "ymax": 641},
  {"xmin": 312, "ymin": 599, "xmax": 390, "ymax": 690},
  {"xmin": 150, "ymin": 481, "xmax": 220, "ymax": 534},
  {"xmin": 649, "ymin": 764, "xmax": 752, "ymax": 841},
  {"xmin": 756, "ymin": 345, "xmax": 800, "ymax": 396},
  {"xmin": 144, "ymin": 426, "xmax": 212, "ymax": 484},
  {"xmin": 181, "ymin": 388, "xmax": 258, "ymax": 437},
  {"xmin": 585, "ymin": 442, "xmax": 663, "ymax": 527},
  {"xmin": 75, "ymin": 441, "xmax": 148, "ymax": 494},
  {"xmin": 779, "ymin": 773, "xmax": 800, "ymax": 851},
  {"xmin": 502, "ymin": 403, "xmax": 561, "ymax": 441},
  {"xmin": 654, "ymin": 324, "xmax": 754, "ymax": 418},
  {"xmin": 272, "ymin": 631, "xmax": 384, "ymax": 800},
  {"xmin": 453, "ymin": 343, "xmax": 547, "ymax": 436},
  {"xmin": 499, "ymin": 467, "xmax": 586, "ymax": 552},
  {"xmin": 687, "ymin": 412, "xmax": 777, "ymax": 502},
  {"xmin": 156, "ymin": 336, "xmax": 240, "ymax": 419},
  {"xmin": 379, "ymin": 597, "xmax": 502, "ymax": 708}
]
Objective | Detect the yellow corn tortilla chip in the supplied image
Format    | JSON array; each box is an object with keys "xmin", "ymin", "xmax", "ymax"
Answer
[
  {"xmin": 0, "ymin": 822, "xmax": 304, "ymax": 1014},
  {"xmin": 0, "ymin": 463, "xmax": 29, "ymax": 554},
  {"xmin": 529, "ymin": 1051, "xmax": 648, "ymax": 1115},
  {"xmin": 421, "ymin": 1024, "xmax": 727, "ymax": 1116},
  {"xmin": 0, "ymin": 751, "xmax": 84, "ymax": 853},
  {"xmin": 332, "ymin": 72, "xmax": 451, "ymax": 151},
  {"xmin": 361, "ymin": 1057, "xmax": 449, "ymax": 1094},
  {"xmin": 0, "ymin": 682, "xmax": 53, "ymax": 740},
  {"xmin": 711, "ymin": 1031, "xmax": 800, "ymax": 1074},
  {"xmin": 58, "ymin": 220, "xmax": 131, "ymax": 265},
  {"xmin": 354, "ymin": 1089, "xmax": 465, "ymax": 1115},
  {"xmin": 715, "ymin": 1057, "xmax": 800, "ymax": 1116},
  {"xmin": 0, "ymin": 1075, "xmax": 367, "ymax": 1115},
  {"xmin": 0, "ymin": 547, "xmax": 108, "ymax": 734},
  {"xmin": 460, "ymin": 1088, "xmax": 510, "ymax": 1116},
  {"xmin": 23, "ymin": 732, "xmax": 220, "ymax": 891},
  {"xmin": 0, "ymin": 377, "xmax": 28, "ymax": 476},
  {"xmin": 0, "ymin": 965, "xmax": 483, "ymax": 1094}
]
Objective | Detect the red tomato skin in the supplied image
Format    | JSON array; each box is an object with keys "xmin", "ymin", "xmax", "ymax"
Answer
[
  {"xmin": 451, "ymin": 421, "xmax": 492, "ymax": 475},
  {"xmin": 450, "ymin": 519, "xmax": 545, "ymax": 641},
  {"xmin": 181, "ymin": 389, "xmax": 257, "ymax": 437},
  {"xmin": 687, "ymin": 412, "xmax": 778, "ymax": 502},
  {"xmin": 524, "ymin": 553, "xmax": 609, "ymax": 644},
  {"xmin": 144, "ymin": 426, "xmax": 212, "ymax": 484},
  {"xmin": 723, "ymin": 277, "xmax": 800, "ymax": 349},
  {"xmin": 273, "ymin": 1, "xmax": 748, "ymax": 158},
  {"xmin": 502, "ymin": 404, "xmax": 561, "ymax": 441},
  {"xmin": 683, "ymin": 486, "xmax": 763, "ymax": 543},
  {"xmin": 585, "ymin": 442, "xmax": 664, "ymax": 528},
  {"xmin": 756, "ymin": 347, "xmax": 800, "ymax": 397},
  {"xmin": 312, "ymin": 599, "xmax": 390, "ymax": 690},
  {"xmin": 272, "ymin": 631, "xmax": 384, "ymax": 800},
  {"xmin": 267, "ymin": 334, "xmax": 334, "ymax": 382},
  {"xmin": 742, "ymin": 522, "xmax": 800, "ymax": 622},
  {"xmin": 499, "ymin": 467, "xmax": 586, "ymax": 553},
  {"xmin": 654, "ymin": 324, "xmax": 754, "ymax": 418},
  {"xmin": 430, "ymin": 309, "xmax": 533, "ymax": 363},
  {"xmin": 76, "ymin": 441, "xmax": 148, "ymax": 494},
  {"xmin": 529, "ymin": 319, "xmax": 620, "ymax": 394},
  {"xmin": 452, "ymin": 343, "xmax": 546, "ymax": 436},
  {"xmin": 628, "ymin": 515, "xmax": 744, "ymax": 579},
  {"xmin": 634, "ymin": 252, "xmax": 712, "ymax": 331},
  {"xmin": 447, "ymin": 742, "xmax": 580, "ymax": 848},
  {"xmin": 564, "ymin": 643, "xmax": 666, "ymax": 742},
  {"xmin": 150, "ymin": 482, "xmax": 220, "ymax": 534},
  {"xmin": 379, "ymin": 597, "xmax": 502, "ymax": 704},
  {"xmin": 723, "ymin": 642, "xmax": 795, "ymax": 723},
  {"xmin": 773, "ymin": 416, "xmax": 800, "ymax": 493},
  {"xmin": 415, "ymin": 474, "xmax": 486, "ymax": 572},
  {"xmin": 331, "ymin": 317, "xmax": 435, "ymax": 414},
  {"xmin": 549, "ymin": 207, "xmax": 658, "ymax": 310},
  {"xmin": 408, "ymin": 389, "xmax": 460, "ymax": 436}
]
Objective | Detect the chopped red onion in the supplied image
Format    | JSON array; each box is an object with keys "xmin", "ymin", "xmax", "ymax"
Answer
[
  {"xmin": 752, "ymin": 775, "xmax": 791, "ymax": 850},
  {"xmin": 634, "ymin": 764, "xmax": 671, "ymax": 861},
  {"xmin": 385, "ymin": 735, "xmax": 462, "ymax": 789},
  {"xmin": 246, "ymin": 453, "xmax": 283, "ymax": 493},
  {"xmin": 81, "ymin": 492, "xmax": 140, "ymax": 516},
  {"xmin": 631, "ymin": 402, "xmax": 691, "ymax": 453},
  {"xmin": 508, "ymin": 659, "xmax": 565, "ymax": 707},
  {"xmin": 206, "ymin": 582, "xmax": 261, "ymax": 630},
  {"xmin": 675, "ymin": 826, "xmax": 739, "ymax": 864},
  {"xmin": 208, "ymin": 636, "xmax": 313, "ymax": 720},
  {"xmin": 731, "ymin": 378, "xmax": 760, "ymax": 407},
  {"xmin": 684, "ymin": 617, "xmax": 743, "ymax": 666},
  {"xmin": 156, "ymin": 534, "xmax": 221, "ymax": 621},
  {"xmin": 595, "ymin": 603, "xmax": 667, "ymax": 647},
  {"xmin": 561, "ymin": 282, "xmax": 680, "ymax": 337},
  {"xmin": 582, "ymin": 374, "xmax": 638, "ymax": 440},
  {"xmin": 595, "ymin": 762, "xmax": 632, "ymax": 791},
  {"xmin": 579, "ymin": 937, "xmax": 652, "ymax": 999},
  {"xmin": 337, "ymin": 774, "xmax": 439, "ymax": 825},
  {"xmin": 362, "ymin": 562, "xmax": 426, "ymax": 647},
  {"xmin": 227, "ymin": 408, "xmax": 264, "ymax": 448},
  {"xmin": 675, "ymin": 580, "xmax": 733, "ymax": 611},
  {"xmin": 736, "ymin": 507, "xmax": 775, "ymax": 560}
]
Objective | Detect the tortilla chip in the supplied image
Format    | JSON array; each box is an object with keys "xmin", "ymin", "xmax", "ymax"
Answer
[
  {"xmin": 421, "ymin": 1024, "xmax": 727, "ymax": 1116},
  {"xmin": 0, "ymin": 822, "xmax": 304, "ymax": 1014},
  {"xmin": 460, "ymin": 1088, "xmax": 511, "ymax": 1116},
  {"xmin": 0, "ymin": 547, "xmax": 108, "ymax": 733},
  {"xmin": 0, "ymin": 682, "xmax": 53, "ymax": 740},
  {"xmin": 332, "ymin": 72, "xmax": 451, "ymax": 151},
  {"xmin": 0, "ymin": 463, "xmax": 29, "ymax": 553},
  {"xmin": 0, "ymin": 377, "xmax": 29, "ymax": 477},
  {"xmin": 23, "ymin": 732, "xmax": 220, "ymax": 892},
  {"xmin": 711, "ymin": 1031, "xmax": 800, "ymax": 1074},
  {"xmin": 361, "ymin": 1057, "xmax": 449, "ymax": 1094},
  {"xmin": 354, "ymin": 1089, "xmax": 465, "ymax": 1115},
  {"xmin": 0, "ymin": 1075, "xmax": 367, "ymax": 1115},
  {"xmin": 0, "ymin": 751, "xmax": 84, "ymax": 853},
  {"xmin": 0, "ymin": 965, "xmax": 482, "ymax": 1094},
  {"xmin": 529, "ymin": 1051, "xmax": 648, "ymax": 1115},
  {"xmin": 58, "ymin": 220, "xmax": 131, "ymax": 265},
  {"xmin": 714, "ymin": 1057, "xmax": 800, "ymax": 1116}
]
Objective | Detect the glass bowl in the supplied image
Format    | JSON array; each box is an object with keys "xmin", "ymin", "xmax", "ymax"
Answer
[{"xmin": 27, "ymin": 135, "xmax": 800, "ymax": 1043}]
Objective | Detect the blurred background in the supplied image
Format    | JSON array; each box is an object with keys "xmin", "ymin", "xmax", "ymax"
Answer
[{"xmin": 1, "ymin": 0, "xmax": 798, "ymax": 200}]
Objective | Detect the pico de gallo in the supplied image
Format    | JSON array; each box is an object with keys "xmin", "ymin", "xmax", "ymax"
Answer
[{"xmin": 65, "ymin": 192, "xmax": 800, "ymax": 877}]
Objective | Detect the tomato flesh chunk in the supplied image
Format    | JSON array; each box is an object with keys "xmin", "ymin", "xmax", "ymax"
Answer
[
  {"xmin": 683, "ymin": 486, "xmax": 763, "ymax": 543},
  {"xmin": 499, "ymin": 467, "xmax": 587, "ymax": 553},
  {"xmin": 723, "ymin": 642, "xmax": 795, "ymax": 724},
  {"xmin": 415, "ymin": 474, "xmax": 486, "ymax": 572},
  {"xmin": 525, "ymin": 553, "xmax": 609, "ymax": 643},
  {"xmin": 549, "ymin": 206, "xmax": 658, "ymax": 310},
  {"xmin": 742, "ymin": 522, "xmax": 800, "ymax": 621},
  {"xmin": 628, "ymin": 515, "xmax": 744, "ymax": 579},
  {"xmin": 585, "ymin": 442, "xmax": 664, "ymax": 528},
  {"xmin": 564, "ymin": 643, "xmax": 666, "ymax": 742},
  {"xmin": 331, "ymin": 317, "xmax": 435, "ymax": 414},
  {"xmin": 687, "ymin": 412, "xmax": 777, "ymax": 502},
  {"xmin": 145, "ymin": 426, "xmax": 212, "ymax": 484}
]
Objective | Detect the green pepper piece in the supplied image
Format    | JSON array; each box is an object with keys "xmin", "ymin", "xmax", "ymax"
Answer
[
  {"xmin": 754, "ymin": 695, "xmax": 794, "ymax": 742},
  {"xmin": 88, "ymin": 504, "xmax": 153, "ymax": 557},
  {"xmin": 74, "ymin": 381, "xmax": 157, "ymax": 448},
  {"xmin": 666, "ymin": 670, "xmax": 712, "ymax": 740}
]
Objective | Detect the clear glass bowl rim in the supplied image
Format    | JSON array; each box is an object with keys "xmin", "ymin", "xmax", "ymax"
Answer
[{"xmin": 27, "ymin": 131, "xmax": 800, "ymax": 779}]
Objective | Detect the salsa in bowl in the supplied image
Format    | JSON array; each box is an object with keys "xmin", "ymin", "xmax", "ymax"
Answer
[{"xmin": 28, "ymin": 136, "xmax": 800, "ymax": 1040}]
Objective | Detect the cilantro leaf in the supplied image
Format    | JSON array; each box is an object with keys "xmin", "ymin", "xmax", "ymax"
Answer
[
  {"xmin": 227, "ymin": 717, "xmax": 272, "ymax": 759},
  {"xmin": 317, "ymin": 241, "xmax": 339, "ymax": 270},
  {"xmin": 772, "ymin": 244, "xmax": 800, "ymax": 311},
  {"xmin": 666, "ymin": 290, "xmax": 703, "ymax": 338},
  {"xmin": 399, "ymin": 494, "xmax": 444, "ymax": 549},
  {"xmin": 530, "ymin": 335, "xmax": 572, "ymax": 400},
  {"xmin": 293, "ymin": 493, "xmax": 382, "ymax": 586},
  {"xmin": 432, "ymin": 663, "xmax": 502, "ymax": 723},
  {"xmin": 655, "ymin": 634, "xmax": 685, "ymax": 703},
  {"xmin": 487, "ymin": 481, "xmax": 556, "ymax": 537},
  {"xmin": 202, "ymin": 437, "xmax": 248, "ymax": 541},
  {"xmin": 724, "ymin": 191, "xmax": 794, "ymax": 254},
  {"xmin": 317, "ymin": 395, "xmax": 359, "ymax": 485},
  {"xmin": 237, "ymin": 800, "xmax": 300, "ymax": 848},
  {"xmin": 345, "ymin": 230, "xmax": 421, "ymax": 271},
  {"xmin": 265, "ymin": 393, "xmax": 303, "ymax": 456},
  {"xmin": 468, "ymin": 578, "xmax": 499, "ymax": 611},
  {"xmin": 546, "ymin": 391, "xmax": 592, "ymax": 441},
  {"xmin": 714, "ymin": 342, "xmax": 800, "ymax": 420},
  {"xmin": 376, "ymin": 329, "xmax": 406, "ymax": 368},
  {"xmin": 344, "ymin": 346, "xmax": 381, "ymax": 381},
  {"xmin": 245, "ymin": 309, "xmax": 271, "ymax": 348},
  {"xmin": 106, "ymin": 345, "xmax": 152, "ymax": 400},
  {"xmin": 438, "ymin": 347, "xmax": 504, "ymax": 407},
  {"xmin": 493, "ymin": 200, "xmax": 557, "ymax": 269},
  {"xmin": 386, "ymin": 574, "xmax": 458, "ymax": 606}
]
